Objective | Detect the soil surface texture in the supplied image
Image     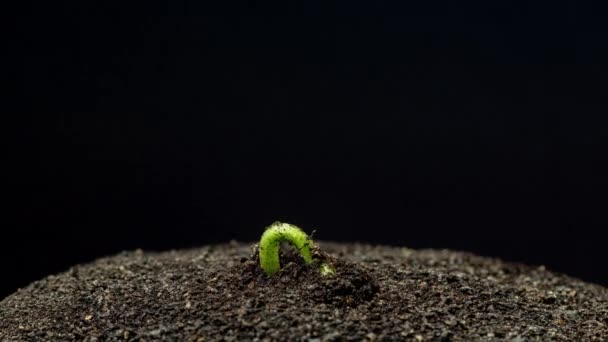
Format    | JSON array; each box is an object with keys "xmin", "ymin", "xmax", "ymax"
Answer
[{"xmin": 1, "ymin": 242, "xmax": 607, "ymax": 341}]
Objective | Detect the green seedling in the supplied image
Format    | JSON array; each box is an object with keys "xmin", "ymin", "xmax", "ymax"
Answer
[{"xmin": 259, "ymin": 221, "xmax": 335, "ymax": 277}]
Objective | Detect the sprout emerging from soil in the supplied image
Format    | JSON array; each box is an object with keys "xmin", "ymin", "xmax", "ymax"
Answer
[{"xmin": 259, "ymin": 221, "xmax": 335, "ymax": 277}]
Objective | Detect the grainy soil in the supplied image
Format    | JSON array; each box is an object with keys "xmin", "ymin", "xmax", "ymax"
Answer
[{"xmin": 1, "ymin": 242, "xmax": 607, "ymax": 341}]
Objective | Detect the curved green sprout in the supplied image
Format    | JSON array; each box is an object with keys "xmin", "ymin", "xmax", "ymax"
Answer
[{"xmin": 259, "ymin": 221, "xmax": 335, "ymax": 277}]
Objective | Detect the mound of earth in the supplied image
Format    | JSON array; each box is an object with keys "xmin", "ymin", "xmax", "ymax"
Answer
[{"xmin": 1, "ymin": 242, "xmax": 607, "ymax": 341}]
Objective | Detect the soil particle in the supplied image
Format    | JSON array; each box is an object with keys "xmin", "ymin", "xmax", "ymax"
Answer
[{"xmin": 1, "ymin": 242, "xmax": 607, "ymax": 341}]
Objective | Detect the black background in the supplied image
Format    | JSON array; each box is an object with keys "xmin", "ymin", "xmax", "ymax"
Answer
[{"xmin": 5, "ymin": 1, "xmax": 608, "ymax": 299}]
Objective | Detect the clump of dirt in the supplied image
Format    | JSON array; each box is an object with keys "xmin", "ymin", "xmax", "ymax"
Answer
[
  {"xmin": 239, "ymin": 243, "xmax": 379, "ymax": 307},
  {"xmin": 1, "ymin": 242, "xmax": 607, "ymax": 341}
]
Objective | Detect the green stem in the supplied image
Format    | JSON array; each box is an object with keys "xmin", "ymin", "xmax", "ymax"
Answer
[{"xmin": 258, "ymin": 221, "xmax": 335, "ymax": 276}]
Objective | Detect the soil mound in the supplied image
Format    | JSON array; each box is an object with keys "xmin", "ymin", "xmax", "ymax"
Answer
[{"xmin": 1, "ymin": 242, "xmax": 607, "ymax": 341}]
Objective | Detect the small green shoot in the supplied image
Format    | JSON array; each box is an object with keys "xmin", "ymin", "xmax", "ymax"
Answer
[{"xmin": 259, "ymin": 221, "xmax": 335, "ymax": 277}]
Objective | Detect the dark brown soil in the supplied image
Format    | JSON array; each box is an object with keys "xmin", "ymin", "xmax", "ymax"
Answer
[{"xmin": 1, "ymin": 242, "xmax": 607, "ymax": 341}]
